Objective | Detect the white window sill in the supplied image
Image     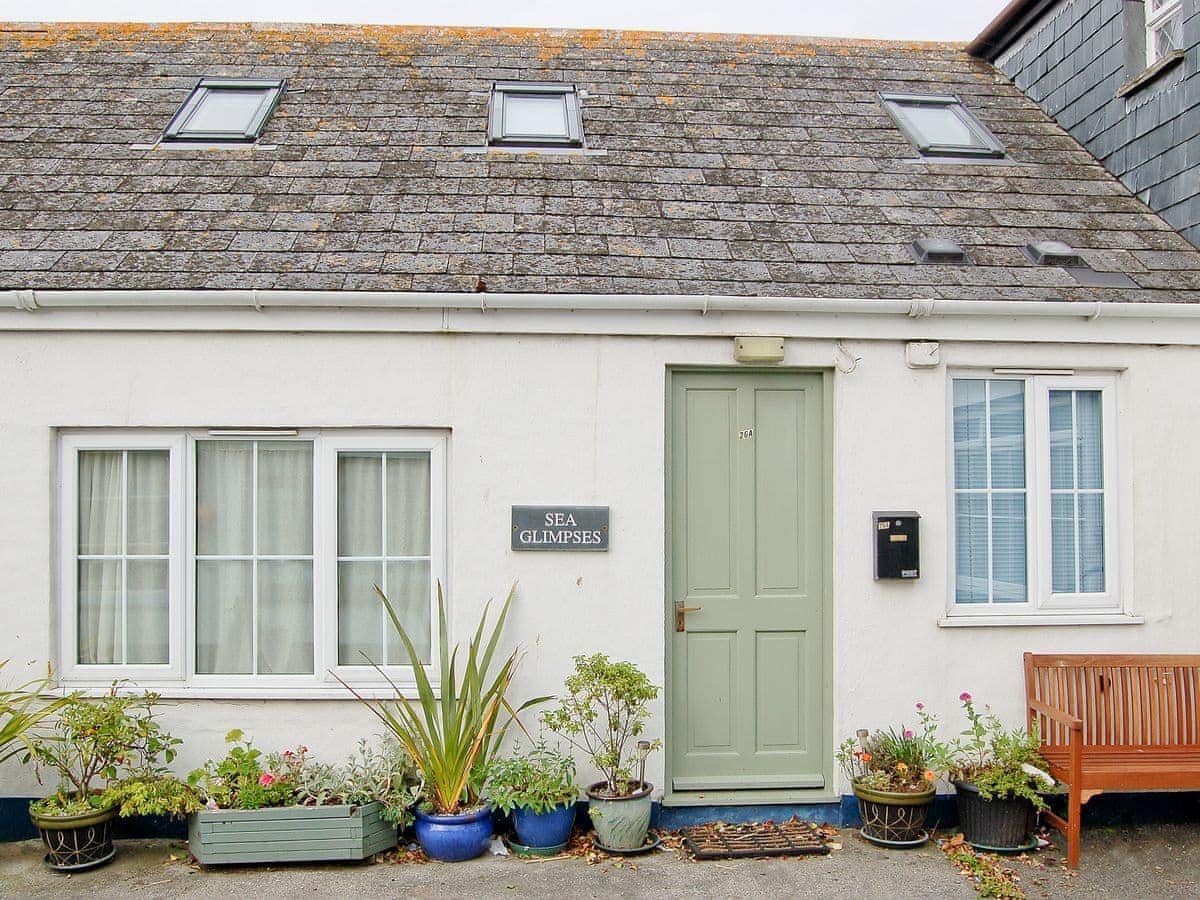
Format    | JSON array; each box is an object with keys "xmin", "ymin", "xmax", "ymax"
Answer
[
  {"xmin": 56, "ymin": 683, "xmax": 432, "ymax": 700},
  {"xmin": 938, "ymin": 613, "xmax": 1144, "ymax": 627}
]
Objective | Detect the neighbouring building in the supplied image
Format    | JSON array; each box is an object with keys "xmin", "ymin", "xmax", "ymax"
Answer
[
  {"xmin": 970, "ymin": 0, "xmax": 1200, "ymax": 247},
  {"xmin": 2, "ymin": 21, "xmax": 1200, "ymax": 832}
]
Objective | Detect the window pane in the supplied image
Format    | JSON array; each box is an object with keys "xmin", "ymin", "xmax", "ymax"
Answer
[
  {"xmin": 338, "ymin": 560, "xmax": 384, "ymax": 666},
  {"xmin": 953, "ymin": 379, "xmax": 987, "ymax": 489},
  {"xmin": 197, "ymin": 441, "xmax": 252, "ymax": 555},
  {"xmin": 338, "ymin": 453, "xmax": 382, "ymax": 557},
  {"xmin": 127, "ymin": 559, "xmax": 169, "ymax": 664},
  {"xmin": 78, "ymin": 451, "xmax": 122, "ymax": 555},
  {"xmin": 955, "ymin": 492, "xmax": 989, "ymax": 603},
  {"xmin": 196, "ymin": 559, "xmax": 252, "ymax": 674},
  {"xmin": 1050, "ymin": 493, "xmax": 1078, "ymax": 593},
  {"xmin": 127, "ymin": 450, "xmax": 170, "ymax": 555},
  {"xmin": 78, "ymin": 559, "xmax": 121, "ymax": 664},
  {"xmin": 1078, "ymin": 493, "xmax": 1106, "ymax": 593},
  {"xmin": 186, "ymin": 89, "xmax": 268, "ymax": 134},
  {"xmin": 1049, "ymin": 390, "xmax": 1075, "ymax": 490},
  {"xmin": 989, "ymin": 380, "xmax": 1026, "ymax": 489},
  {"xmin": 386, "ymin": 453, "xmax": 431, "ymax": 556},
  {"xmin": 1075, "ymin": 391, "xmax": 1104, "ymax": 490},
  {"xmin": 897, "ymin": 104, "xmax": 981, "ymax": 148},
  {"xmin": 257, "ymin": 560, "xmax": 313, "ymax": 674},
  {"xmin": 991, "ymin": 494, "xmax": 1027, "ymax": 603},
  {"xmin": 504, "ymin": 93, "xmax": 568, "ymax": 137},
  {"xmin": 257, "ymin": 442, "xmax": 313, "ymax": 555},
  {"xmin": 386, "ymin": 560, "xmax": 431, "ymax": 664}
]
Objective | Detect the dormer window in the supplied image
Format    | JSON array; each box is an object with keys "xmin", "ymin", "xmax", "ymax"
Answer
[
  {"xmin": 488, "ymin": 82, "xmax": 583, "ymax": 148},
  {"xmin": 163, "ymin": 77, "xmax": 286, "ymax": 143},
  {"xmin": 881, "ymin": 92, "xmax": 1005, "ymax": 159},
  {"xmin": 1146, "ymin": 0, "xmax": 1183, "ymax": 66}
]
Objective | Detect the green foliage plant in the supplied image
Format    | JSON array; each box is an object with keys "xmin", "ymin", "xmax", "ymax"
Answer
[
  {"xmin": 0, "ymin": 659, "xmax": 68, "ymax": 768},
  {"xmin": 30, "ymin": 684, "xmax": 197, "ymax": 818},
  {"xmin": 187, "ymin": 729, "xmax": 298, "ymax": 810},
  {"xmin": 486, "ymin": 740, "xmax": 577, "ymax": 815},
  {"xmin": 337, "ymin": 583, "xmax": 549, "ymax": 815},
  {"xmin": 836, "ymin": 702, "xmax": 949, "ymax": 793},
  {"xmin": 949, "ymin": 692, "xmax": 1052, "ymax": 810},
  {"xmin": 291, "ymin": 737, "xmax": 422, "ymax": 828},
  {"xmin": 542, "ymin": 653, "xmax": 662, "ymax": 797}
]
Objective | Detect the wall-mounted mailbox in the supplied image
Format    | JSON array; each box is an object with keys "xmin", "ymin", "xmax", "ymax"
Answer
[{"xmin": 874, "ymin": 511, "xmax": 920, "ymax": 580}]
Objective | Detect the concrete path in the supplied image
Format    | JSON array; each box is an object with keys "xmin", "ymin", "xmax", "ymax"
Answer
[{"xmin": 1, "ymin": 822, "xmax": 1197, "ymax": 898}]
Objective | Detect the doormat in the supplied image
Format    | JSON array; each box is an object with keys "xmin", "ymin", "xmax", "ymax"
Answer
[{"xmin": 680, "ymin": 818, "xmax": 830, "ymax": 860}]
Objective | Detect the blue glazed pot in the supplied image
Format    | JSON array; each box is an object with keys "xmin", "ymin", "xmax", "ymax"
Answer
[
  {"xmin": 512, "ymin": 802, "xmax": 576, "ymax": 849},
  {"xmin": 413, "ymin": 804, "xmax": 494, "ymax": 862}
]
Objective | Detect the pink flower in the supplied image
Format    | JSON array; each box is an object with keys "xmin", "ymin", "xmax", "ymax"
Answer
[
  {"xmin": 915, "ymin": 702, "xmax": 924, "ymax": 711},
  {"xmin": 904, "ymin": 729, "xmax": 914, "ymax": 739},
  {"xmin": 283, "ymin": 749, "xmax": 294, "ymax": 758},
  {"xmin": 299, "ymin": 745, "xmax": 309, "ymax": 754},
  {"xmin": 959, "ymin": 691, "xmax": 972, "ymax": 702},
  {"xmin": 258, "ymin": 773, "xmax": 276, "ymax": 787}
]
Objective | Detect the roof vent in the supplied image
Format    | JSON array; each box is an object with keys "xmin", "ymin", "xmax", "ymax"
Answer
[
  {"xmin": 910, "ymin": 238, "xmax": 968, "ymax": 264},
  {"xmin": 1025, "ymin": 240, "xmax": 1084, "ymax": 267}
]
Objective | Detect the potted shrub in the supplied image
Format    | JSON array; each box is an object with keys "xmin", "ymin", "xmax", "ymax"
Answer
[
  {"xmin": 836, "ymin": 702, "xmax": 947, "ymax": 847},
  {"xmin": 949, "ymin": 692, "xmax": 1054, "ymax": 851},
  {"xmin": 340, "ymin": 583, "xmax": 547, "ymax": 862},
  {"xmin": 186, "ymin": 730, "xmax": 419, "ymax": 865},
  {"xmin": 29, "ymin": 686, "xmax": 200, "ymax": 872},
  {"xmin": 487, "ymin": 740, "xmax": 578, "ymax": 852},
  {"xmin": 542, "ymin": 653, "xmax": 661, "ymax": 851}
]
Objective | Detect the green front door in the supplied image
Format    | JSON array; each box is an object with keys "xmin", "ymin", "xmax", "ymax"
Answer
[{"xmin": 668, "ymin": 370, "xmax": 827, "ymax": 795}]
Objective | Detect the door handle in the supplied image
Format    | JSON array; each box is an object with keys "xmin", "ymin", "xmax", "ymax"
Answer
[{"xmin": 675, "ymin": 600, "xmax": 703, "ymax": 632}]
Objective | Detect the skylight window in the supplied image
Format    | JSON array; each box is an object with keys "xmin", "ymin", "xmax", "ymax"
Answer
[
  {"xmin": 163, "ymin": 77, "xmax": 286, "ymax": 143},
  {"xmin": 488, "ymin": 82, "xmax": 583, "ymax": 147},
  {"xmin": 880, "ymin": 93, "xmax": 1005, "ymax": 159}
]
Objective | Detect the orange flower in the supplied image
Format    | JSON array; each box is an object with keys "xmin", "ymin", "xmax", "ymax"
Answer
[
  {"xmin": 860, "ymin": 752, "xmax": 873, "ymax": 763},
  {"xmin": 924, "ymin": 770, "xmax": 937, "ymax": 783},
  {"xmin": 895, "ymin": 762, "xmax": 908, "ymax": 772}
]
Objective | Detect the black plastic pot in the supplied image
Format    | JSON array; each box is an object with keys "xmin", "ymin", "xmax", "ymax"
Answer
[{"xmin": 953, "ymin": 780, "xmax": 1033, "ymax": 850}]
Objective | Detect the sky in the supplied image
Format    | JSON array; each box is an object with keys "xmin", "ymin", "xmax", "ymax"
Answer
[{"xmin": 0, "ymin": 1, "xmax": 1005, "ymax": 43}]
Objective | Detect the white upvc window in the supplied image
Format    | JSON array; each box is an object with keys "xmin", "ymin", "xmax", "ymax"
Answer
[
  {"xmin": 59, "ymin": 429, "xmax": 446, "ymax": 694},
  {"xmin": 1146, "ymin": 0, "xmax": 1184, "ymax": 66},
  {"xmin": 948, "ymin": 374, "xmax": 1119, "ymax": 618}
]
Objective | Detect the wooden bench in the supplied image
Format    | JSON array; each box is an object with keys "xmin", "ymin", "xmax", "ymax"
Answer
[{"xmin": 1024, "ymin": 652, "xmax": 1200, "ymax": 868}]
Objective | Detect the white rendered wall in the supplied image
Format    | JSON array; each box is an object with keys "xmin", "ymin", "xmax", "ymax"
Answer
[{"xmin": 1, "ymin": 326, "xmax": 1198, "ymax": 798}]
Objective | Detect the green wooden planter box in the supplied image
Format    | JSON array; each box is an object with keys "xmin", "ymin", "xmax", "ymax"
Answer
[{"xmin": 188, "ymin": 802, "xmax": 397, "ymax": 866}]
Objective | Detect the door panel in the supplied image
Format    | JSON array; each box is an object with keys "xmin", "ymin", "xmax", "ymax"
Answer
[{"xmin": 669, "ymin": 371, "xmax": 826, "ymax": 794}]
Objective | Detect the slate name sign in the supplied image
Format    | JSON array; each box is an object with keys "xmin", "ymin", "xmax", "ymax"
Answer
[{"xmin": 512, "ymin": 506, "xmax": 609, "ymax": 551}]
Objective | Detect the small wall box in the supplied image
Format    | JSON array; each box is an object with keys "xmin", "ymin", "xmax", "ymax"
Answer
[{"xmin": 874, "ymin": 511, "xmax": 920, "ymax": 580}]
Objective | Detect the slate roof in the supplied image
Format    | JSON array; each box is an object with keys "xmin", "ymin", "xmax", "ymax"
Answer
[{"xmin": 2, "ymin": 21, "xmax": 1199, "ymax": 301}]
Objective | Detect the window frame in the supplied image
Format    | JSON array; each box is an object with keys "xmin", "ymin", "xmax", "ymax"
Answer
[
  {"xmin": 1146, "ymin": 0, "xmax": 1183, "ymax": 67},
  {"xmin": 58, "ymin": 429, "xmax": 447, "ymax": 695},
  {"xmin": 945, "ymin": 373, "xmax": 1120, "ymax": 619},
  {"xmin": 162, "ymin": 77, "xmax": 287, "ymax": 144},
  {"xmin": 488, "ymin": 81, "xmax": 584, "ymax": 148},
  {"xmin": 880, "ymin": 92, "xmax": 1006, "ymax": 159}
]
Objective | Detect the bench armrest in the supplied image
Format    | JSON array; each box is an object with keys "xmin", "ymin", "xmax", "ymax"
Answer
[{"xmin": 1028, "ymin": 697, "xmax": 1083, "ymax": 731}]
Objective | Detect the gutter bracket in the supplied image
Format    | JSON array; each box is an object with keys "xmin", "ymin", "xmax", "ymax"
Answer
[
  {"xmin": 14, "ymin": 290, "xmax": 38, "ymax": 311},
  {"xmin": 907, "ymin": 298, "xmax": 936, "ymax": 319},
  {"xmin": 252, "ymin": 290, "xmax": 263, "ymax": 312}
]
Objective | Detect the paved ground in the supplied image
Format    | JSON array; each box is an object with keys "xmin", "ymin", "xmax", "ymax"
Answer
[{"xmin": 0, "ymin": 822, "xmax": 1197, "ymax": 899}]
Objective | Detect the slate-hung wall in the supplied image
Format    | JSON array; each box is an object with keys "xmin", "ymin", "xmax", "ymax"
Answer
[{"xmin": 991, "ymin": 0, "xmax": 1200, "ymax": 246}]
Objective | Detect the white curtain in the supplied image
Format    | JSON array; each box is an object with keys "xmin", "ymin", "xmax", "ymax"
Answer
[
  {"xmin": 195, "ymin": 441, "xmax": 313, "ymax": 675},
  {"xmin": 77, "ymin": 450, "xmax": 169, "ymax": 665},
  {"xmin": 338, "ymin": 452, "xmax": 431, "ymax": 666}
]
